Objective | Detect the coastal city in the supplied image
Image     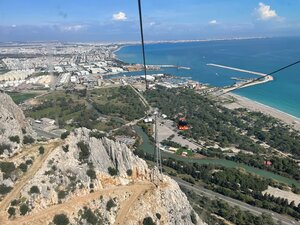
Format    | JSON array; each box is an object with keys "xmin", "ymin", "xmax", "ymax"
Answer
[{"xmin": 1, "ymin": 1, "xmax": 300, "ymax": 225}]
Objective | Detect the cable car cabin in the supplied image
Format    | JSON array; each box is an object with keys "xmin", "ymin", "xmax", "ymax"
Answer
[{"xmin": 177, "ymin": 118, "xmax": 189, "ymax": 130}]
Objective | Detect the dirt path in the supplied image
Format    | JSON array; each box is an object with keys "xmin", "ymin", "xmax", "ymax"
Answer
[
  {"xmin": 2, "ymin": 182, "xmax": 153, "ymax": 225},
  {"xmin": 0, "ymin": 141, "xmax": 61, "ymax": 218},
  {"xmin": 115, "ymin": 182, "xmax": 155, "ymax": 225},
  {"xmin": 2, "ymin": 142, "xmax": 48, "ymax": 163}
]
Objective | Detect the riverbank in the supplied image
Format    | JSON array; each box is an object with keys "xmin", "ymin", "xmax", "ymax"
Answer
[
  {"xmin": 224, "ymin": 93, "xmax": 300, "ymax": 131},
  {"xmin": 134, "ymin": 126, "xmax": 300, "ymax": 188}
]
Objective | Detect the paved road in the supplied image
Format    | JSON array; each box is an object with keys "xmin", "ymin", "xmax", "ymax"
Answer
[
  {"xmin": 159, "ymin": 118, "xmax": 202, "ymax": 150},
  {"xmin": 173, "ymin": 177, "xmax": 300, "ymax": 225}
]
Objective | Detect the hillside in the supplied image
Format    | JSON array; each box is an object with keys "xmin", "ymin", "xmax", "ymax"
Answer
[
  {"xmin": 0, "ymin": 125, "xmax": 204, "ymax": 224},
  {"xmin": 0, "ymin": 92, "xmax": 36, "ymax": 158}
]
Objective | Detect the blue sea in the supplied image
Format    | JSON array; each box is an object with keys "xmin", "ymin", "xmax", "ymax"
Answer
[{"xmin": 116, "ymin": 37, "xmax": 300, "ymax": 118}]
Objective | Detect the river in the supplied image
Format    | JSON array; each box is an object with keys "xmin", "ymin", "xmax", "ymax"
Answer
[{"xmin": 134, "ymin": 126, "xmax": 300, "ymax": 188}]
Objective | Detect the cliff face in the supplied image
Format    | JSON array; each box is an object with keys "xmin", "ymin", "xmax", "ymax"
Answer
[
  {"xmin": 16, "ymin": 127, "xmax": 204, "ymax": 225},
  {"xmin": 0, "ymin": 92, "xmax": 35, "ymax": 156}
]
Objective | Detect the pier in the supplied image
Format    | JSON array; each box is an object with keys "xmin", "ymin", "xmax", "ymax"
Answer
[
  {"xmin": 206, "ymin": 63, "xmax": 274, "ymax": 93},
  {"xmin": 207, "ymin": 63, "xmax": 267, "ymax": 76}
]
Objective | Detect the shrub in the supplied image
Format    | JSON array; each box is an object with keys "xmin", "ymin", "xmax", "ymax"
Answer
[
  {"xmin": 19, "ymin": 204, "xmax": 29, "ymax": 215},
  {"xmin": 53, "ymin": 214, "xmax": 70, "ymax": 225},
  {"xmin": 11, "ymin": 199, "xmax": 20, "ymax": 206},
  {"xmin": 29, "ymin": 186, "xmax": 40, "ymax": 194},
  {"xmin": 23, "ymin": 135, "xmax": 35, "ymax": 144},
  {"xmin": 19, "ymin": 163, "xmax": 28, "ymax": 172},
  {"xmin": 143, "ymin": 217, "xmax": 156, "ymax": 225},
  {"xmin": 25, "ymin": 159, "xmax": 33, "ymax": 165},
  {"xmin": 77, "ymin": 141, "xmax": 90, "ymax": 161},
  {"xmin": 9, "ymin": 135, "xmax": 20, "ymax": 144},
  {"xmin": 0, "ymin": 144, "xmax": 11, "ymax": 154},
  {"xmin": 8, "ymin": 207, "xmax": 16, "ymax": 217},
  {"xmin": 0, "ymin": 184, "xmax": 12, "ymax": 195},
  {"xmin": 61, "ymin": 131, "xmax": 70, "ymax": 140},
  {"xmin": 21, "ymin": 128, "xmax": 27, "ymax": 134},
  {"xmin": 81, "ymin": 207, "xmax": 98, "ymax": 225},
  {"xmin": 38, "ymin": 146, "xmax": 45, "ymax": 154},
  {"xmin": 106, "ymin": 199, "xmax": 116, "ymax": 211},
  {"xmin": 62, "ymin": 145, "xmax": 69, "ymax": 153},
  {"xmin": 126, "ymin": 169, "xmax": 133, "ymax": 176},
  {"xmin": 86, "ymin": 169, "xmax": 97, "ymax": 180},
  {"xmin": 156, "ymin": 213, "xmax": 161, "ymax": 220},
  {"xmin": 108, "ymin": 167, "xmax": 118, "ymax": 176},
  {"xmin": 0, "ymin": 162, "xmax": 16, "ymax": 174},
  {"xmin": 89, "ymin": 131, "xmax": 106, "ymax": 139},
  {"xmin": 58, "ymin": 190, "xmax": 67, "ymax": 199}
]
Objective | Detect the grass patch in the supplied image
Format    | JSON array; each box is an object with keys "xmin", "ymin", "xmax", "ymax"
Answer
[{"xmin": 7, "ymin": 92, "xmax": 39, "ymax": 104}]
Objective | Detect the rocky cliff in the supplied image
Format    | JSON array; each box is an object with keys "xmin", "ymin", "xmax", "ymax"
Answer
[
  {"xmin": 13, "ymin": 127, "xmax": 205, "ymax": 225},
  {"xmin": 0, "ymin": 92, "xmax": 35, "ymax": 157}
]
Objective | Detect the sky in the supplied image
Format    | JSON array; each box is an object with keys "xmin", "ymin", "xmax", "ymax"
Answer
[{"xmin": 0, "ymin": 0, "xmax": 300, "ymax": 42}]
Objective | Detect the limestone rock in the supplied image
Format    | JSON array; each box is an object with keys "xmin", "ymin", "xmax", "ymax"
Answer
[{"xmin": 0, "ymin": 92, "xmax": 35, "ymax": 156}]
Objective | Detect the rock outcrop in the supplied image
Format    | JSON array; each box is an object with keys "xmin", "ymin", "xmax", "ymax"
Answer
[
  {"xmin": 17, "ymin": 127, "xmax": 204, "ymax": 225},
  {"xmin": 0, "ymin": 92, "xmax": 35, "ymax": 157}
]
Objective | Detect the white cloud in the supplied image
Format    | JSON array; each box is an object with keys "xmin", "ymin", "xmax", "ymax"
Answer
[
  {"xmin": 149, "ymin": 22, "xmax": 156, "ymax": 26},
  {"xmin": 209, "ymin": 20, "xmax": 218, "ymax": 25},
  {"xmin": 112, "ymin": 12, "xmax": 127, "ymax": 21},
  {"xmin": 60, "ymin": 25, "xmax": 84, "ymax": 32},
  {"xmin": 11, "ymin": 25, "xmax": 17, "ymax": 28},
  {"xmin": 256, "ymin": 2, "xmax": 278, "ymax": 20}
]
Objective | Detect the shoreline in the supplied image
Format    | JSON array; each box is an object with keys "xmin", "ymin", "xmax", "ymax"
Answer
[
  {"xmin": 114, "ymin": 42, "xmax": 300, "ymax": 131},
  {"xmin": 224, "ymin": 92, "xmax": 300, "ymax": 131}
]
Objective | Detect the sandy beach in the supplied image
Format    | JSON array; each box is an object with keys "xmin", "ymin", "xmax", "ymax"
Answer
[{"xmin": 223, "ymin": 93, "xmax": 300, "ymax": 131}]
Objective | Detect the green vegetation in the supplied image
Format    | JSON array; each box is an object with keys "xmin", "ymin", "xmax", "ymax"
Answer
[
  {"xmin": 62, "ymin": 145, "xmax": 69, "ymax": 153},
  {"xmin": 0, "ymin": 184, "xmax": 13, "ymax": 195},
  {"xmin": 26, "ymin": 86, "xmax": 147, "ymax": 131},
  {"xmin": 0, "ymin": 161, "xmax": 16, "ymax": 174},
  {"xmin": 108, "ymin": 167, "xmax": 118, "ymax": 176},
  {"xmin": 81, "ymin": 207, "xmax": 100, "ymax": 225},
  {"xmin": 23, "ymin": 135, "xmax": 35, "ymax": 144},
  {"xmin": 0, "ymin": 143, "xmax": 11, "ymax": 154},
  {"xmin": 135, "ymin": 146, "xmax": 300, "ymax": 220},
  {"xmin": 53, "ymin": 214, "xmax": 70, "ymax": 225},
  {"xmin": 146, "ymin": 87, "xmax": 300, "ymax": 160},
  {"xmin": 229, "ymin": 152, "xmax": 300, "ymax": 181},
  {"xmin": 126, "ymin": 169, "xmax": 133, "ymax": 176},
  {"xmin": 161, "ymin": 140, "xmax": 181, "ymax": 148},
  {"xmin": 8, "ymin": 207, "xmax": 16, "ymax": 217},
  {"xmin": 8, "ymin": 92, "xmax": 39, "ymax": 104},
  {"xmin": 146, "ymin": 87, "xmax": 264, "ymax": 153},
  {"xmin": 86, "ymin": 169, "xmax": 97, "ymax": 180},
  {"xmin": 175, "ymin": 148, "xmax": 193, "ymax": 157},
  {"xmin": 106, "ymin": 198, "xmax": 117, "ymax": 211},
  {"xmin": 9, "ymin": 135, "xmax": 20, "ymax": 144},
  {"xmin": 19, "ymin": 203, "xmax": 29, "ymax": 216},
  {"xmin": 57, "ymin": 190, "xmax": 67, "ymax": 199},
  {"xmin": 114, "ymin": 126, "xmax": 136, "ymax": 137},
  {"xmin": 155, "ymin": 213, "xmax": 161, "ymax": 220},
  {"xmin": 77, "ymin": 141, "xmax": 90, "ymax": 162},
  {"xmin": 89, "ymin": 130, "xmax": 106, "ymax": 139},
  {"xmin": 38, "ymin": 146, "xmax": 45, "ymax": 154},
  {"xmin": 183, "ymin": 188, "xmax": 278, "ymax": 225},
  {"xmin": 18, "ymin": 163, "xmax": 28, "ymax": 172},
  {"xmin": 61, "ymin": 131, "xmax": 70, "ymax": 140},
  {"xmin": 143, "ymin": 217, "xmax": 156, "ymax": 225},
  {"xmin": 29, "ymin": 185, "xmax": 40, "ymax": 194},
  {"xmin": 144, "ymin": 86, "xmax": 300, "ymax": 185}
]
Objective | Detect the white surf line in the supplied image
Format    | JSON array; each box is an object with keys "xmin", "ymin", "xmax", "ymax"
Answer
[{"xmin": 207, "ymin": 63, "xmax": 267, "ymax": 77}]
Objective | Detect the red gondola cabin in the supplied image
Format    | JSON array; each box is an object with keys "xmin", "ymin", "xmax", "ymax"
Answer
[{"xmin": 177, "ymin": 118, "xmax": 189, "ymax": 130}]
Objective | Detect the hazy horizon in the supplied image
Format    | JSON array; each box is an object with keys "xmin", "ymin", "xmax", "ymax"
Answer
[{"xmin": 1, "ymin": 0, "xmax": 300, "ymax": 42}]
